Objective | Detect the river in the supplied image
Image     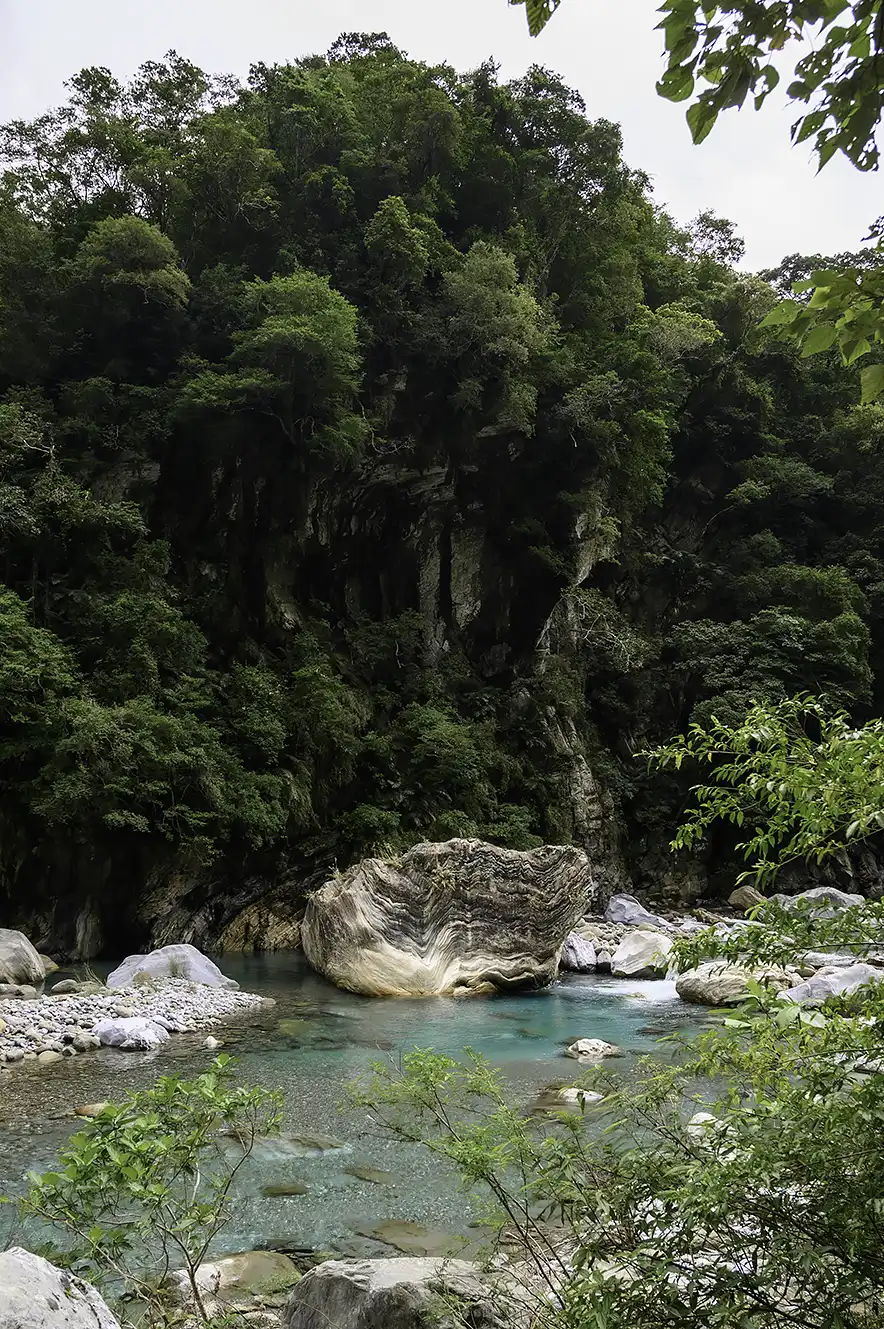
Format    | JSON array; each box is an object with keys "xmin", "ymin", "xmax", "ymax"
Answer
[{"xmin": 0, "ymin": 953, "xmax": 709, "ymax": 1259}]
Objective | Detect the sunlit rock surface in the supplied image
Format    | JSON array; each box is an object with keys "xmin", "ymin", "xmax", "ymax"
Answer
[{"xmin": 301, "ymin": 839, "xmax": 595, "ymax": 997}]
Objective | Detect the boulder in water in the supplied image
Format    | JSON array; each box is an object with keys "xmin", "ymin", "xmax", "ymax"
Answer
[
  {"xmin": 611, "ymin": 930, "xmax": 672, "ymax": 978},
  {"xmin": 0, "ymin": 1247, "xmax": 120, "ymax": 1328},
  {"xmin": 0, "ymin": 930, "xmax": 45, "ymax": 987},
  {"xmin": 564, "ymin": 1038, "xmax": 622, "ymax": 1061},
  {"xmin": 107, "ymin": 943, "xmax": 237, "ymax": 990},
  {"xmin": 301, "ymin": 839, "xmax": 594, "ymax": 997}
]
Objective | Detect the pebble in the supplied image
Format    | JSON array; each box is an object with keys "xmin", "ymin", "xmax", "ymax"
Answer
[{"xmin": 0, "ymin": 978, "xmax": 268, "ymax": 1069}]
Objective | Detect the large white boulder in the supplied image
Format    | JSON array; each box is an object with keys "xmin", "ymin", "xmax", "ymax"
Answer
[
  {"xmin": 301, "ymin": 839, "xmax": 594, "ymax": 997},
  {"xmin": 283, "ymin": 1257, "xmax": 516, "ymax": 1329},
  {"xmin": 92, "ymin": 1016, "xmax": 170, "ymax": 1049},
  {"xmin": 779, "ymin": 963, "xmax": 884, "ymax": 1006},
  {"xmin": 611, "ymin": 930, "xmax": 673, "ymax": 978},
  {"xmin": 676, "ymin": 961, "xmax": 799, "ymax": 1006},
  {"xmin": 561, "ymin": 933, "xmax": 597, "ymax": 972},
  {"xmin": 107, "ymin": 943, "xmax": 237, "ymax": 990},
  {"xmin": 0, "ymin": 929, "xmax": 45, "ymax": 986},
  {"xmin": 604, "ymin": 894, "xmax": 670, "ymax": 930},
  {"xmin": 0, "ymin": 1247, "xmax": 120, "ymax": 1328}
]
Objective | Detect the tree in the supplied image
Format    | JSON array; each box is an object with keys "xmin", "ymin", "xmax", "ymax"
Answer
[{"xmin": 509, "ymin": 0, "xmax": 884, "ymax": 396}]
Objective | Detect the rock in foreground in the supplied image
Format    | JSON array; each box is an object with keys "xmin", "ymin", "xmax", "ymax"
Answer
[
  {"xmin": 0, "ymin": 1247, "xmax": 120, "ymax": 1328},
  {"xmin": 284, "ymin": 1257, "xmax": 516, "ymax": 1329},
  {"xmin": 0, "ymin": 929, "xmax": 45, "ymax": 987},
  {"xmin": 301, "ymin": 839, "xmax": 594, "ymax": 997},
  {"xmin": 107, "ymin": 943, "xmax": 237, "ymax": 989}
]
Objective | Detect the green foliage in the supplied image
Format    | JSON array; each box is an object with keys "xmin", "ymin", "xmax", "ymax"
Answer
[
  {"xmin": 20, "ymin": 1057, "xmax": 282, "ymax": 1326},
  {"xmin": 356, "ymin": 1012, "xmax": 884, "ymax": 1329},
  {"xmin": 647, "ymin": 694, "xmax": 884, "ymax": 888},
  {"xmin": 0, "ymin": 37, "xmax": 882, "ymax": 905}
]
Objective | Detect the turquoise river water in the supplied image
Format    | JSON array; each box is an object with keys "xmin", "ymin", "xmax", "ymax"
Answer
[{"xmin": 0, "ymin": 953, "xmax": 708, "ymax": 1259}]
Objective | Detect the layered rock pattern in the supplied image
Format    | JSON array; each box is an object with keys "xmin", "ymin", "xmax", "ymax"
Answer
[{"xmin": 301, "ymin": 839, "xmax": 594, "ymax": 997}]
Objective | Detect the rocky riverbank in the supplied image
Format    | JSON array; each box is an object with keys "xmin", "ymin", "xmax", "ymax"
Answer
[{"xmin": 0, "ymin": 974, "xmax": 271, "ymax": 1068}]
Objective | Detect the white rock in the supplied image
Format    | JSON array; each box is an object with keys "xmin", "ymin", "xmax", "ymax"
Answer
[
  {"xmin": 0, "ymin": 1246, "xmax": 120, "ymax": 1328},
  {"xmin": 0, "ymin": 930, "xmax": 45, "ymax": 987},
  {"xmin": 561, "ymin": 933, "xmax": 597, "ymax": 973},
  {"xmin": 557, "ymin": 1086, "xmax": 604, "ymax": 1105},
  {"xmin": 203, "ymin": 1035, "xmax": 221, "ymax": 1049},
  {"xmin": 605, "ymin": 894, "xmax": 671, "ymax": 930},
  {"xmin": 676, "ymin": 962, "xmax": 799, "ymax": 1007},
  {"xmin": 779, "ymin": 963, "xmax": 884, "ymax": 1006},
  {"xmin": 564, "ymin": 1038, "xmax": 622, "ymax": 1061},
  {"xmin": 107, "ymin": 943, "xmax": 237, "ymax": 990},
  {"xmin": 611, "ymin": 930, "xmax": 673, "ymax": 978},
  {"xmin": 92, "ymin": 1016, "xmax": 170, "ymax": 1049}
]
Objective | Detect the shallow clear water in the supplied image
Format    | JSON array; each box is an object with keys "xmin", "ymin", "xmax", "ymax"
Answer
[{"xmin": 0, "ymin": 953, "xmax": 708, "ymax": 1259}]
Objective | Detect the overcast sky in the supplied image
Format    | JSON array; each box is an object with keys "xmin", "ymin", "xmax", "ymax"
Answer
[{"xmin": 1, "ymin": 0, "xmax": 881, "ymax": 270}]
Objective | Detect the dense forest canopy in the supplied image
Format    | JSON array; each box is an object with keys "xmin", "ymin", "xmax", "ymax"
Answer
[{"xmin": 1, "ymin": 35, "xmax": 882, "ymax": 952}]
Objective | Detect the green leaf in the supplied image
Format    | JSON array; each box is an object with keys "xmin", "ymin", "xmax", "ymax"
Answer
[
  {"xmin": 761, "ymin": 299, "xmax": 801, "ymax": 327},
  {"xmin": 685, "ymin": 98, "xmax": 718, "ymax": 144},
  {"xmin": 861, "ymin": 363, "xmax": 884, "ymax": 401},
  {"xmin": 801, "ymin": 324, "xmax": 837, "ymax": 356}
]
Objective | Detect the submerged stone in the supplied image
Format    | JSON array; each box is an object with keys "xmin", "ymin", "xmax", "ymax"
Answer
[
  {"xmin": 344, "ymin": 1165, "xmax": 397, "ymax": 1185},
  {"xmin": 354, "ymin": 1220, "xmax": 467, "ymax": 1258}
]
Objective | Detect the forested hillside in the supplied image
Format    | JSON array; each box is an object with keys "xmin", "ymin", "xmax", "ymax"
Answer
[{"xmin": 1, "ymin": 35, "xmax": 880, "ymax": 956}]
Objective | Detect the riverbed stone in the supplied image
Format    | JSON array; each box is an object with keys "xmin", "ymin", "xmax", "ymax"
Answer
[
  {"xmin": 728, "ymin": 885, "xmax": 765, "ymax": 911},
  {"xmin": 167, "ymin": 1249, "xmax": 301, "ymax": 1311},
  {"xmin": 676, "ymin": 961, "xmax": 799, "ymax": 1006},
  {"xmin": 107, "ymin": 943, "xmax": 238, "ymax": 990},
  {"xmin": 36, "ymin": 1049, "xmax": 62, "ymax": 1065},
  {"xmin": 779, "ymin": 962, "xmax": 884, "ymax": 1005},
  {"xmin": 284, "ymin": 1257, "xmax": 516, "ymax": 1329},
  {"xmin": 355, "ymin": 1221, "xmax": 467, "ymax": 1258},
  {"xmin": 611, "ymin": 930, "xmax": 672, "ymax": 978},
  {"xmin": 0, "ymin": 930, "xmax": 45, "ymax": 987},
  {"xmin": 302, "ymin": 838, "xmax": 595, "ymax": 997},
  {"xmin": 345, "ymin": 1165, "xmax": 397, "ymax": 1185},
  {"xmin": 0, "ymin": 1247, "xmax": 121, "ymax": 1329},
  {"xmin": 92, "ymin": 1016, "xmax": 170, "ymax": 1049},
  {"xmin": 561, "ymin": 933, "xmax": 597, "ymax": 973},
  {"xmin": 564, "ymin": 1037, "xmax": 622, "ymax": 1061},
  {"xmin": 604, "ymin": 894, "xmax": 671, "ymax": 930},
  {"xmin": 768, "ymin": 886, "xmax": 864, "ymax": 916}
]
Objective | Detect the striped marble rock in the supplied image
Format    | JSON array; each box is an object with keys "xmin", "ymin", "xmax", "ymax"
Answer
[{"xmin": 301, "ymin": 838, "xmax": 595, "ymax": 997}]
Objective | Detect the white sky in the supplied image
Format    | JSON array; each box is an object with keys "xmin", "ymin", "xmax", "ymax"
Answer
[{"xmin": 1, "ymin": 0, "xmax": 881, "ymax": 269}]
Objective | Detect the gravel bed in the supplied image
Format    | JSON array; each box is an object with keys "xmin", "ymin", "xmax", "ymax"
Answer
[{"xmin": 0, "ymin": 979, "xmax": 270, "ymax": 1066}]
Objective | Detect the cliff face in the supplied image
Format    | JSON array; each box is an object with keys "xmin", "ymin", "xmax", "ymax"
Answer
[{"xmin": 1, "ymin": 42, "xmax": 881, "ymax": 956}]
